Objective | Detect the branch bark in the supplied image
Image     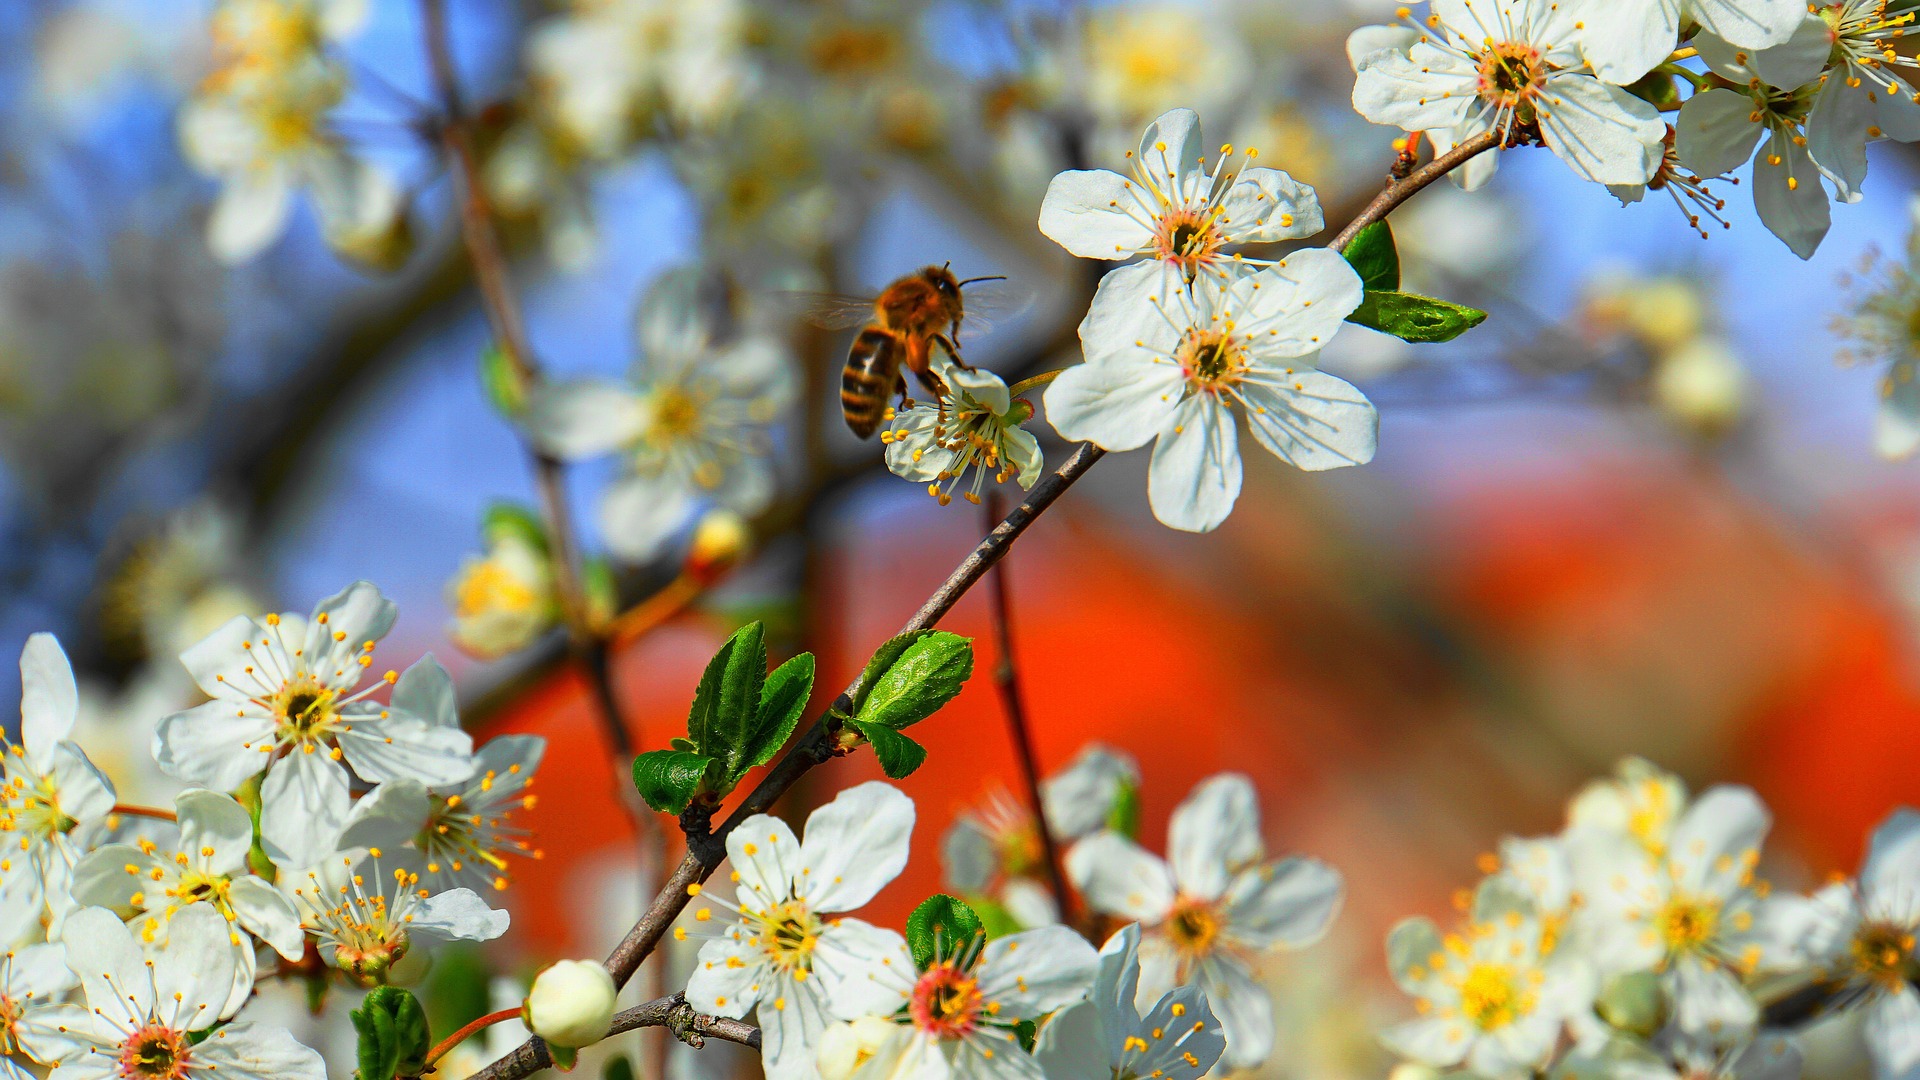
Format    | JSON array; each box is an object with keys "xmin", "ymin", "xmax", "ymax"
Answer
[
  {"xmin": 475, "ymin": 993, "xmax": 762, "ymax": 1078},
  {"xmin": 1326, "ymin": 129, "xmax": 1503, "ymax": 253}
]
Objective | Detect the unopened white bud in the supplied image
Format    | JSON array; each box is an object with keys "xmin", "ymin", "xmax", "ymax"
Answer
[
  {"xmin": 524, "ymin": 960, "xmax": 617, "ymax": 1048},
  {"xmin": 817, "ymin": 1016, "xmax": 899, "ymax": 1080}
]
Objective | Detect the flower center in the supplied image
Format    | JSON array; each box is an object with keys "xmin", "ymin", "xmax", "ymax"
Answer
[
  {"xmin": 747, "ymin": 900, "xmax": 820, "ymax": 974},
  {"xmin": 119, "ymin": 1024, "xmax": 190, "ymax": 1080},
  {"xmin": 651, "ymin": 388, "xmax": 704, "ymax": 443},
  {"xmin": 1176, "ymin": 329, "xmax": 1245, "ymax": 391},
  {"xmin": 908, "ymin": 963, "xmax": 983, "ymax": 1039},
  {"xmin": 3, "ymin": 768, "xmax": 79, "ymax": 838},
  {"xmin": 0, "ymin": 995, "xmax": 20, "ymax": 1056},
  {"xmin": 1476, "ymin": 42, "xmax": 1547, "ymax": 110},
  {"xmin": 1851, "ymin": 921, "xmax": 1916, "ymax": 991},
  {"xmin": 1459, "ymin": 963, "xmax": 1521, "ymax": 1031},
  {"xmin": 455, "ymin": 561, "xmax": 539, "ymax": 618},
  {"xmin": 1658, "ymin": 896, "xmax": 1720, "ymax": 953},
  {"xmin": 1153, "ymin": 209, "xmax": 1223, "ymax": 276},
  {"xmin": 274, "ymin": 676, "xmax": 338, "ymax": 741},
  {"xmin": 1166, "ymin": 896, "xmax": 1223, "ymax": 958}
]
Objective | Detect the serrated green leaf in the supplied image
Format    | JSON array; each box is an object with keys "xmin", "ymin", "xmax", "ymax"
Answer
[
  {"xmin": 1340, "ymin": 221, "xmax": 1399, "ymax": 292},
  {"xmin": 844, "ymin": 719, "xmax": 928, "ymax": 779},
  {"xmin": 850, "ymin": 631, "xmax": 931, "ymax": 716},
  {"xmin": 1347, "ymin": 290, "xmax": 1488, "ymax": 344},
  {"xmin": 351, "ymin": 987, "xmax": 429, "ymax": 1080},
  {"xmin": 482, "ymin": 502, "xmax": 549, "ymax": 555},
  {"xmin": 853, "ymin": 631, "xmax": 974, "ymax": 731},
  {"xmin": 632, "ymin": 750, "xmax": 718, "ymax": 814},
  {"xmin": 744, "ymin": 652, "xmax": 814, "ymax": 770},
  {"xmin": 669, "ymin": 737, "xmax": 698, "ymax": 752},
  {"xmin": 481, "ymin": 342, "xmax": 528, "ymax": 417},
  {"xmin": 686, "ymin": 623, "xmax": 767, "ymax": 767},
  {"xmin": 906, "ymin": 894, "xmax": 985, "ymax": 971}
]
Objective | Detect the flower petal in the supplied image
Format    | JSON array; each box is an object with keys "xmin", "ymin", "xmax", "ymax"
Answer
[
  {"xmin": 1064, "ymin": 832, "xmax": 1175, "ymax": 922},
  {"xmin": 1352, "ymin": 45, "xmax": 1476, "ymax": 133},
  {"xmin": 336, "ymin": 715, "xmax": 475, "ymax": 786},
  {"xmin": 260, "ymin": 751, "xmax": 351, "ymax": 873},
  {"xmin": 152, "ymin": 701, "xmax": 276, "ymax": 791},
  {"xmin": 178, "ymin": 790, "xmax": 256, "ymax": 878},
  {"xmin": 729, "ymin": 813, "xmax": 804, "ymax": 906},
  {"xmin": 227, "ymin": 877, "xmax": 306, "ymax": 961},
  {"xmin": 19, "ymin": 634, "xmax": 77, "ymax": 767},
  {"xmin": 188, "ymin": 1021, "xmax": 327, "ymax": 1080},
  {"xmin": 798, "ymin": 782, "xmax": 914, "ymax": 913},
  {"xmin": 1537, "ymin": 75, "xmax": 1664, "ymax": 186},
  {"xmin": 1223, "ymin": 857, "xmax": 1344, "ymax": 948},
  {"xmin": 1198, "ymin": 953, "xmax": 1274, "ymax": 1069},
  {"xmin": 1043, "ymin": 357, "xmax": 1184, "ymax": 455},
  {"xmin": 975, "ymin": 925, "xmax": 1098, "ymax": 1016},
  {"xmin": 409, "ymin": 888, "xmax": 511, "ymax": 942},
  {"xmin": 819, "ymin": 922, "xmax": 914, "ymax": 1020},
  {"xmin": 1038, "ymin": 170, "xmax": 1158, "ymax": 260},
  {"xmin": 1146, "ymin": 393, "xmax": 1241, "ymax": 533},
  {"xmin": 1677, "ymin": 89, "xmax": 1766, "ymax": 178},
  {"xmin": 526, "ymin": 381, "xmax": 649, "ymax": 460},
  {"xmin": 1239, "ymin": 370, "xmax": 1379, "ymax": 472},
  {"xmin": 1568, "ymin": 0, "xmax": 1679, "ymax": 84},
  {"xmin": 1169, "ymin": 774, "xmax": 1263, "ymax": 900},
  {"xmin": 1217, "ymin": 169, "xmax": 1323, "ymax": 243}
]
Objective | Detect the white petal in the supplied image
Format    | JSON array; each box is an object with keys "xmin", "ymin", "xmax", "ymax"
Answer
[
  {"xmin": 1729, "ymin": 1035, "xmax": 1804, "ymax": 1080},
  {"xmin": 1043, "ymin": 356, "xmax": 1184, "ymax": 454},
  {"xmin": 1075, "ymin": 259, "xmax": 1187, "ymax": 367},
  {"xmin": 1667, "ymin": 954, "xmax": 1757, "ymax": 1039},
  {"xmin": 1676, "ymin": 89, "xmax": 1766, "ymax": 178},
  {"xmin": 799, "ymin": 782, "xmax": 913, "ymax": 913},
  {"xmin": 1691, "ymin": 0, "xmax": 1807, "ymax": 50},
  {"xmin": 599, "ymin": 472, "xmax": 696, "ymax": 562},
  {"xmin": 1064, "ymin": 833, "xmax": 1175, "ymax": 922},
  {"xmin": 1038, "ymin": 170, "xmax": 1157, "ymax": 260},
  {"xmin": 4, "ymin": 940, "xmax": 76, "ymax": 998},
  {"xmin": 1216, "ymin": 169, "xmax": 1323, "ymax": 244},
  {"xmin": 152, "ymin": 701, "xmax": 275, "ymax": 791},
  {"xmin": 1386, "ymin": 918, "xmax": 1446, "ymax": 994},
  {"xmin": 1137, "ymin": 109, "xmax": 1204, "ymax": 186},
  {"xmin": 1381, "ymin": 1017, "xmax": 1471, "ymax": 1068},
  {"xmin": 60, "ymin": 907, "xmax": 149, "ymax": 1028},
  {"xmin": 259, "ymin": 752, "xmax": 350, "ymax": 872},
  {"xmin": 207, "ymin": 170, "xmax": 293, "ymax": 264},
  {"xmin": 409, "ymin": 888, "xmax": 511, "ymax": 942},
  {"xmin": 1752, "ymin": 131, "xmax": 1831, "ymax": 258},
  {"xmin": 1169, "ymin": 774, "xmax": 1262, "ymax": 900},
  {"xmin": 336, "ymin": 716, "xmax": 475, "ymax": 786},
  {"xmin": 391, "ymin": 654, "xmax": 459, "ymax": 729},
  {"xmin": 151, "ymin": 904, "xmax": 238, "ymax": 1028},
  {"xmin": 1880, "ymin": 358, "xmax": 1920, "ymax": 460},
  {"xmin": 339, "ymin": 779, "xmax": 433, "ymax": 854},
  {"xmin": 526, "ymin": 381, "xmax": 649, "ymax": 460},
  {"xmin": 188, "ymin": 1021, "xmax": 327, "ymax": 1080},
  {"xmin": 1240, "ymin": 249, "xmax": 1365, "ymax": 350},
  {"xmin": 1146, "ymin": 393, "xmax": 1241, "ymax": 533},
  {"xmin": 687, "ymin": 933, "xmax": 767, "ymax": 1018},
  {"xmin": 1041, "ymin": 746, "xmax": 1139, "ymax": 840},
  {"xmin": 1199, "ymin": 954, "xmax": 1274, "ymax": 1069},
  {"xmin": 729, "ymin": 813, "xmax": 804, "ymax": 906},
  {"xmin": 1352, "ymin": 45, "xmax": 1476, "ymax": 132},
  {"xmin": 1537, "ymin": 75, "xmax": 1664, "ymax": 185},
  {"xmin": 1667, "ymin": 786, "xmax": 1769, "ymax": 898},
  {"xmin": 19, "ymin": 634, "xmax": 77, "ymax": 767},
  {"xmin": 1752, "ymin": 16, "xmax": 1836, "ymax": 90},
  {"xmin": 1346, "ymin": 25, "xmax": 1420, "ymax": 72},
  {"xmin": 975, "ymin": 925, "xmax": 1098, "ymax": 1015},
  {"xmin": 227, "ymin": 877, "xmax": 305, "ymax": 961},
  {"xmin": 304, "ymin": 580, "xmax": 397, "ymax": 668},
  {"xmin": 1568, "ymin": 0, "xmax": 1679, "ymax": 84},
  {"xmin": 1864, "ymin": 809, "xmax": 1920, "ymax": 920},
  {"xmin": 1135, "ymin": 985, "xmax": 1224, "ymax": 1080},
  {"xmin": 818, "ymin": 923, "xmax": 913, "ymax": 1020},
  {"xmin": 46, "ymin": 744, "xmax": 114, "ymax": 824},
  {"xmin": 759, "ymin": 973, "xmax": 833, "ymax": 1080},
  {"xmin": 177, "ymin": 790, "xmax": 256, "ymax": 877},
  {"xmin": 1869, "ymin": 989, "xmax": 1920, "ymax": 1080},
  {"xmin": 1240, "ymin": 370, "xmax": 1378, "ymax": 472},
  {"xmin": 1876, "ymin": 79, "xmax": 1920, "ymax": 142},
  {"xmin": 1809, "ymin": 76, "xmax": 1875, "ymax": 202},
  {"xmin": 177, "ymin": 615, "xmax": 260, "ymax": 700},
  {"xmin": 1032, "ymin": 1000, "xmax": 1107, "ymax": 1080},
  {"xmin": 1093, "ymin": 923, "xmax": 1142, "ymax": 1022},
  {"xmin": 1223, "ymin": 857, "xmax": 1343, "ymax": 948}
]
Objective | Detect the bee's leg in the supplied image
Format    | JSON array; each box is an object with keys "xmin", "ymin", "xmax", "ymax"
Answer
[{"xmin": 895, "ymin": 370, "xmax": 915, "ymax": 413}]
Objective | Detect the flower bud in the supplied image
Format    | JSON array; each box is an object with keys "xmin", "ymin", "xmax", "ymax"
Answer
[
  {"xmin": 1595, "ymin": 970, "xmax": 1668, "ymax": 1038},
  {"xmin": 1653, "ymin": 338, "xmax": 1747, "ymax": 436},
  {"xmin": 685, "ymin": 510, "xmax": 751, "ymax": 585},
  {"xmin": 524, "ymin": 960, "xmax": 617, "ymax": 1049},
  {"xmin": 817, "ymin": 1016, "xmax": 899, "ymax": 1080}
]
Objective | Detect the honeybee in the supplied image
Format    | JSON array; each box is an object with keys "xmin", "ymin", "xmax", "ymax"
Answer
[{"xmin": 799, "ymin": 265, "xmax": 1007, "ymax": 438}]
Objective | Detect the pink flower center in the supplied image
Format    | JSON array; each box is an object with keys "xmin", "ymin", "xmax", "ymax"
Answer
[
  {"xmin": 907, "ymin": 963, "xmax": 983, "ymax": 1039},
  {"xmin": 118, "ymin": 1023, "xmax": 190, "ymax": 1080}
]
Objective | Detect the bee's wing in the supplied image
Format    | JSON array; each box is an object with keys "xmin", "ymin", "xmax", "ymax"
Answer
[
  {"xmin": 776, "ymin": 292, "xmax": 880, "ymax": 330},
  {"xmin": 952, "ymin": 281, "xmax": 1037, "ymax": 338}
]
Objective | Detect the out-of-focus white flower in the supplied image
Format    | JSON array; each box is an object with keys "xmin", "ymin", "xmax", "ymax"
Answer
[
  {"xmin": 1798, "ymin": 809, "xmax": 1920, "ymax": 1080},
  {"xmin": 385, "ymin": 661, "xmax": 546, "ymax": 897},
  {"xmin": 1351, "ymin": 1, "xmax": 1666, "ymax": 187},
  {"xmin": 526, "ymin": 960, "xmax": 618, "ymax": 1048},
  {"xmin": 1044, "ymin": 252, "xmax": 1373, "ymax": 533},
  {"xmin": 33, "ymin": 905, "xmax": 327, "ymax": 1079},
  {"xmin": 1566, "ymin": 787, "xmax": 1806, "ymax": 1042},
  {"xmin": 1556, "ymin": 1023, "xmax": 1802, "ymax": 1080},
  {"xmin": 680, "ymin": 783, "xmax": 914, "ymax": 1080},
  {"xmin": 1835, "ymin": 198, "xmax": 1920, "ymax": 459},
  {"xmin": 1081, "ymin": 6, "xmax": 1250, "ymax": 135},
  {"xmin": 1654, "ymin": 339, "xmax": 1749, "ymax": 435},
  {"xmin": 883, "ymin": 348, "xmax": 1043, "ymax": 506},
  {"xmin": 816, "ymin": 1015, "xmax": 900, "ymax": 1080},
  {"xmin": 825, "ymin": 922, "xmax": 1098, "ymax": 1080},
  {"xmin": 153, "ymin": 581, "xmax": 475, "ymax": 871},
  {"xmin": 1036, "ymin": 924, "xmax": 1227, "ymax": 1080},
  {"xmin": 0, "ymin": 634, "xmax": 117, "ymax": 941},
  {"xmin": 527, "ymin": 269, "xmax": 795, "ymax": 562},
  {"xmin": 0, "ymin": 941, "xmax": 81, "ymax": 1078},
  {"xmin": 1039, "ymin": 108, "xmax": 1323, "ymax": 292},
  {"xmin": 1383, "ymin": 874, "xmax": 1595, "ymax": 1079},
  {"xmin": 70, "ymin": 789, "xmax": 304, "ymax": 1016},
  {"xmin": 1567, "ymin": 756, "xmax": 1689, "ymax": 855},
  {"xmin": 446, "ymin": 514, "xmax": 558, "ymax": 661},
  {"xmin": 1065, "ymin": 774, "xmax": 1345, "ymax": 1068},
  {"xmin": 1676, "ymin": 35, "xmax": 1835, "ymax": 259},
  {"xmin": 1567, "ymin": 0, "xmax": 1803, "ymax": 84}
]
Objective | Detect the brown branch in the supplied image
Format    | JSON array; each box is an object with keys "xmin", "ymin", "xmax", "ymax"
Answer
[
  {"xmin": 470, "ymin": 441, "xmax": 1106, "ymax": 1080},
  {"xmin": 475, "ymin": 992, "xmax": 763, "ymax": 1078},
  {"xmin": 982, "ymin": 490, "xmax": 1074, "ymax": 929},
  {"xmin": 1326, "ymin": 129, "xmax": 1503, "ymax": 253}
]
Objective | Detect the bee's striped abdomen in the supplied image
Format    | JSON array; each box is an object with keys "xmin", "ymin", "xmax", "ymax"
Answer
[{"xmin": 842, "ymin": 328, "xmax": 904, "ymax": 439}]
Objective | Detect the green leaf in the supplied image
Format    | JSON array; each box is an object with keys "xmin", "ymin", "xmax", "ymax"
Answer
[
  {"xmin": 1014, "ymin": 1019, "xmax": 1038, "ymax": 1053},
  {"xmin": 482, "ymin": 502, "xmax": 549, "ymax": 555},
  {"xmin": 604, "ymin": 1056, "xmax": 637, "ymax": 1080},
  {"xmin": 481, "ymin": 342, "xmax": 527, "ymax": 416},
  {"xmin": 905, "ymin": 894, "xmax": 985, "ymax": 971},
  {"xmin": 849, "ymin": 631, "xmax": 929, "ymax": 716},
  {"xmin": 632, "ymin": 750, "xmax": 718, "ymax": 814},
  {"xmin": 966, "ymin": 893, "xmax": 1023, "ymax": 940},
  {"xmin": 843, "ymin": 720, "xmax": 927, "ymax": 779},
  {"xmin": 1106, "ymin": 779, "xmax": 1142, "ymax": 840},
  {"xmin": 1340, "ymin": 221, "xmax": 1399, "ymax": 292},
  {"xmin": 686, "ymin": 623, "xmax": 768, "ymax": 774},
  {"xmin": 668, "ymin": 737, "xmax": 698, "ymax": 752},
  {"xmin": 1624, "ymin": 70, "xmax": 1682, "ymax": 111},
  {"xmin": 580, "ymin": 557, "xmax": 618, "ymax": 628},
  {"xmin": 351, "ymin": 987, "xmax": 430, "ymax": 1080},
  {"xmin": 420, "ymin": 944, "xmax": 490, "ymax": 1045},
  {"xmin": 1346, "ymin": 291, "xmax": 1488, "ymax": 344},
  {"xmin": 853, "ymin": 631, "xmax": 974, "ymax": 731},
  {"xmin": 744, "ymin": 652, "xmax": 814, "ymax": 769}
]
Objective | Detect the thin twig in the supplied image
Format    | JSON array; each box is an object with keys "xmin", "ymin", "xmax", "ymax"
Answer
[
  {"xmin": 425, "ymin": 1007, "xmax": 523, "ymax": 1068},
  {"xmin": 475, "ymin": 992, "xmax": 762, "ymax": 1078},
  {"xmin": 982, "ymin": 490, "xmax": 1074, "ymax": 929},
  {"xmin": 110, "ymin": 803, "xmax": 177, "ymax": 823},
  {"xmin": 1326, "ymin": 129, "xmax": 1503, "ymax": 252},
  {"xmin": 470, "ymin": 442, "xmax": 1106, "ymax": 1080}
]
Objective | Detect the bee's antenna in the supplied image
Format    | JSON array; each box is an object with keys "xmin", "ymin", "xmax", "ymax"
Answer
[{"xmin": 955, "ymin": 275, "xmax": 1007, "ymax": 288}]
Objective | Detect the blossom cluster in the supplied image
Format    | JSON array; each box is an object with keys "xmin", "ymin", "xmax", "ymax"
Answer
[
  {"xmin": 0, "ymin": 583, "xmax": 543, "ymax": 1079},
  {"xmin": 1377, "ymin": 757, "xmax": 1920, "ymax": 1080}
]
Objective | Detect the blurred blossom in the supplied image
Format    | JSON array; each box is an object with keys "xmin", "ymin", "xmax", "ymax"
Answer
[
  {"xmin": 526, "ymin": 267, "xmax": 796, "ymax": 562},
  {"xmin": 1582, "ymin": 273, "xmax": 1709, "ymax": 356},
  {"xmin": 1653, "ymin": 338, "xmax": 1749, "ymax": 437},
  {"xmin": 99, "ymin": 501, "xmax": 264, "ymax": 665},
  {"xmin": 1835, "ymin": 197, "xmax": 1920, "ymax": 460},
  {"xmin": 485, "ymin": 109, "xmax": 601, "ymax": 271},
  {"xmin": 1567, "ymin": 756, "xmax": 1688, "ymax": 854},
  {"xmin": 1081, "ymin": 5, "xmax": 1251, "ymax": 149},
  {"xmin": 446, "ymin": 508, "xmax": 559, "ymax": 661}
]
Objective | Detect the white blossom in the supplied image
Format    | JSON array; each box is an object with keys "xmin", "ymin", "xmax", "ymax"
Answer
[
  {"xmin": 1035, "ymin": 924, "xmax": 1227, "ymax": 1080},
  {"xmin": 1351, "ymin": 0, "xmax": 1666, "ymax": 187},
  {"xmin": 883, "ymin": 348, "xmax": 1043, "ymax": 506},
  {"xmin": 1797, "ymin": 809, "xmax": 1920, "ymax": 1080},
  {"xmin": 153, "ymin": 582, "xmax": 475, "ymax": 872},
  {"xmin": 1044, "ymin": 251, "xmax": 1374, "ymax": 532},
  {"xmin": 1065, "ymin": 774, "xmax": 1344, "ymax": 1068},
  {"xmin": 1569, "ymin": 0, "xmax": 1805, "ymax": 84},
  {"xmin": 680, "ymin": 783, "xmax": 915, "ymax": 1080},
  {"xmin": 446, "ymin": 526, "xmax": 557, "ymax": 661},
  {"xmin": 0, "ymin": 942, "xmax": 81, "ymax": 1080},
  {"xmin": 31, "ymin": 905, "xmax": 326, "ymax": 1080}
]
